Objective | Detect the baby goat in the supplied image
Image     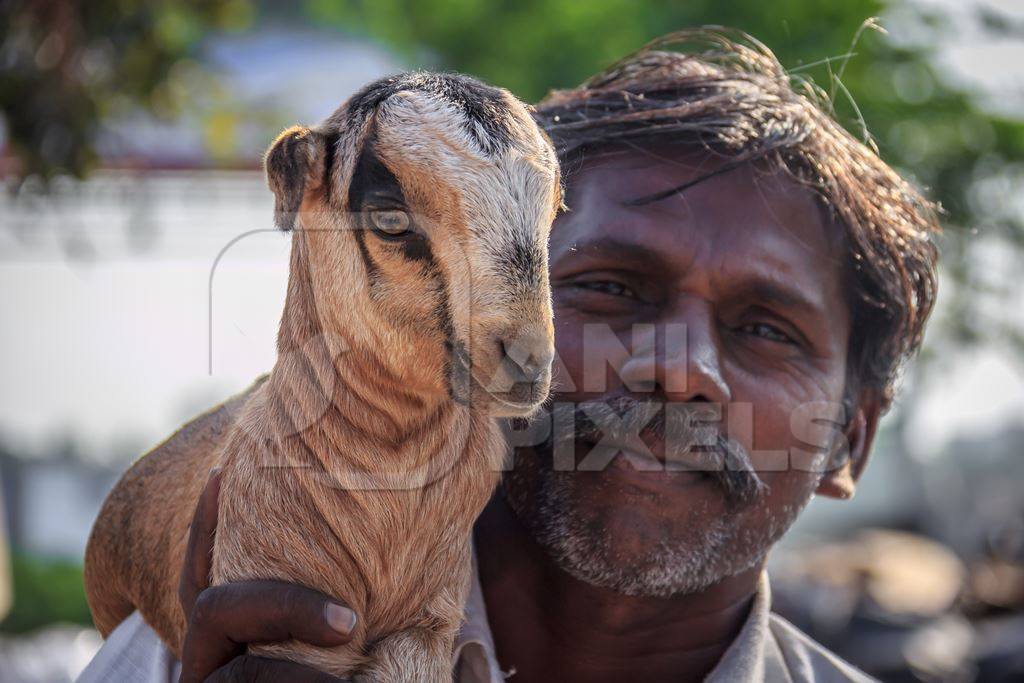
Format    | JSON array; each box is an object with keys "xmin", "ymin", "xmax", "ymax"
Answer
[{"xmin": 84, "ymin": 72, "xmax": 560, "ymax": 681}]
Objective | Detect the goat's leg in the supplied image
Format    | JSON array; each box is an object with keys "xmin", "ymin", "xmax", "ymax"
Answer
[
  {"xmin": 354, "ymin": 626, "xmax": 453, "ymax": 683},
  {"xmin": 353, "ymin": 543, "xmax": 473, "ymax": 682}
]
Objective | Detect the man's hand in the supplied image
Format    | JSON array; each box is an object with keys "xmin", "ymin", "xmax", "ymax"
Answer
[{"xmin": 177, "ymin": 469, "xmax": 358, "ymax": 682}]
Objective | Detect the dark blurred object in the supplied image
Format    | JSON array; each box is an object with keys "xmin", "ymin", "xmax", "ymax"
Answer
[
  {"xmin": 965, "ymin": 514, "xmax": 1024, "ymax": 614},
  {"xmin": 0, "ymin": 0, "xmax": 253, "ymax": 181},
  {"xmin": 774, "ymin": 528, "xmax": 1024, "ymax": 682}
]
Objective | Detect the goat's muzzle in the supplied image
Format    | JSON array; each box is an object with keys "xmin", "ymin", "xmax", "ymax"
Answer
[{"xmin": 483, "ymin": 328, "xmax": 554, "ymax": 417}]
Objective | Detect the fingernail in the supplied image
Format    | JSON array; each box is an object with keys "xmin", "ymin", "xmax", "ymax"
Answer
[
  {"xmin": 208, "ymin": 466, "xmax": 222, "ymax": 479},
  {"xmin": 325, "ymin": 602, "xmax": 357, "ymax": 635}
]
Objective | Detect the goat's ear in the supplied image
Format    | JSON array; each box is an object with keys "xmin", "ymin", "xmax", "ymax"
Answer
[{"xmin": 264, "ymin": 126, "xmax": 327, "ymax": 231}]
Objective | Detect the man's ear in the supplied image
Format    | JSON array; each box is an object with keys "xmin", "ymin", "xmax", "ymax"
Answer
[
  {"xmin": 816, "ymin": 389, "xmax": 883, "ymax": 500},
  {"xmin": 264, "ymin": 126, "xmax": 327, "ymax": 231}
]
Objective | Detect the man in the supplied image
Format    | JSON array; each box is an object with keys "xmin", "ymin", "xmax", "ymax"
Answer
[{"xmin": 80, "ymin": 29, "xmax": 939, "ymax": 682}]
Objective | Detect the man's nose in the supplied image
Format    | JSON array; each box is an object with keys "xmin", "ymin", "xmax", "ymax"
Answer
[{"xmin": 620, "ymin": 301, "xmax": 731, "ymax": 404}]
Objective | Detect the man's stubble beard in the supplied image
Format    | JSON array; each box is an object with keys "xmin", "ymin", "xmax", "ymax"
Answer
[{"xmin": 502, "ymin": 401, "xmax": 819, "ymax": 598}]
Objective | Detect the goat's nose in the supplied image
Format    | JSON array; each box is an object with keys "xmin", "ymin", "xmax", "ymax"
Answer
[{"xmin": 501, "ymin": 337, "xmax": 553, "ymax": 383}]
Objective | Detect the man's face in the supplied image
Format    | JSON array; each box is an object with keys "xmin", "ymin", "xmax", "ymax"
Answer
[{"xmin": 505, "ymin": 147, "xmax": 863, "ymax": 597}]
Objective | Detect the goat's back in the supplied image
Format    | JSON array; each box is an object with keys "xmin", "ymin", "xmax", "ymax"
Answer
[{"xmin": 84, "ymin": 377, "xmax": 266, "ymax": 650}]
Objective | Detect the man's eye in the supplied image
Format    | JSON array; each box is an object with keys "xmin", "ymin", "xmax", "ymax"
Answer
[
  {"xmin": 740, "ymin": 322, "xmax": 793, "ymax": 344},
  {"xmin": 574, "ymin": 281, "xmax": 636, "ymax": 298}
]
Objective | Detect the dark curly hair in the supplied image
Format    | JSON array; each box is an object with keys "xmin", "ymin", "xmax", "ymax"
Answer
[{"xmin": 534, "ymin": 28, "xmax": 941, "ymax": 411}]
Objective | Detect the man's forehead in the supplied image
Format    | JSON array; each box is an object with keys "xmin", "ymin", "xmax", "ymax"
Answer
[{"xmin": 558, "ymin": 149, "xmax": 842, "ymax": 255}]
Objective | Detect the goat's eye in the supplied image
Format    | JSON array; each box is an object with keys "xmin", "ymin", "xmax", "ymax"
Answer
[{"xmin": 369, "ymin": 209, "xmax": 410, "ymax": 235}]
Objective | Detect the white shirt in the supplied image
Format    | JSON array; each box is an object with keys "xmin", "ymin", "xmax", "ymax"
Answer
[{"xmin": 78, "ymin": 569, "xmax": 875, "ymax": 683}]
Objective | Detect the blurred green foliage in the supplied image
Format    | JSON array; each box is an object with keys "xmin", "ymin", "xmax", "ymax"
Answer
[
  {"xmin": 0, "ymin": 0, "xmax": 255, "ymax": 180},
  {"xmin": 0, "ymin": 552, "xmax": 90, "ymax": 634}
]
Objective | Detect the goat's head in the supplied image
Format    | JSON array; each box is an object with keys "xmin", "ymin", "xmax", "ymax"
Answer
[{"xmin": 265, "ymin": 73, "xmax": 560, "ymax": 418}]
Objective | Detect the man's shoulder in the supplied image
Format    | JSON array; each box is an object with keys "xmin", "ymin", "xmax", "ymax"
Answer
[
  {"xmin": 76, "ymin": 612, "xmax": 179, "ymax": 683},
  {"xmin": 767, "ymin": 612, "xmax": 878, "ymax": 683}
]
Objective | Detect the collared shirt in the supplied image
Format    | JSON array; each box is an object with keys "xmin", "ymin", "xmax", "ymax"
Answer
[{"xmin": 78, "ymin": 566, "xmax": 875, "ymax": 683}]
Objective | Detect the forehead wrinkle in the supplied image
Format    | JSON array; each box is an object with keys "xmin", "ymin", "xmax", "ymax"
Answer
[{"xmin": 621, "ymin": 159, "xmax": 747, "ymax": 207}]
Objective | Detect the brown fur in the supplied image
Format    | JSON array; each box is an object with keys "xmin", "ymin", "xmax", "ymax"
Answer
[
  {"xmin": 84, "ymin": 379, "xmax": 263, "ymax": 643},
  {"xmin": 85, "ymin": 73, "xmax": 559, "ymax": 681}
]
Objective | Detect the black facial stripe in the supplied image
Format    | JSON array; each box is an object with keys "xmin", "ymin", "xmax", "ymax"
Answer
[
  {"xmin": 347, "ymin": 137, "xmax": 406, "ymax": 211},
  {"xmin": 342, "ymin": 83, "xmax": 476, "ymax": 399},
  {"xmin": 499, "ymin": 238, "xmax": 544, "ymax": 289},
  {"xmin": 348, "ymin": 136, "xmax": 436, "ymax": 267},
  {"xmin": 321, "ymin": 130, "xmax": 339, "ymax": 196},
  {"xmin": 346, "ymin": 133, "xmax": 403, "ymax": 281},
  {"xmin": 356, "ymin": 204, "xmax": 465, "ymax": 402},
  {"xmin": 352, "ymin": 227, "xmax": 380, "ymax": 290},
  {"xmin": 400, "ymin": 233, "xmax": 432, "ymax": 262},
  {"xmin": 435, "ymin": 274, "xmax": 470, "ymax": 404},
  {"xmin": 445, "ymin": 339, "xmax": 472, "ymax": 405},
  {"xmin": 345, "ymin": 72, "xmax": 515, "ymax": 155}
]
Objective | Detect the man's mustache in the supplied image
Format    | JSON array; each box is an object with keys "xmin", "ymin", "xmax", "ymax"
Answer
[{"xmin": 553, "ymin": 396, "xmax": 767, "ymax": 509}]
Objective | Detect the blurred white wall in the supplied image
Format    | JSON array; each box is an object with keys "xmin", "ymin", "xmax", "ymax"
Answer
[{"xmin": 0, "ymin": 171, "xmax": 288, "ymax": 462}]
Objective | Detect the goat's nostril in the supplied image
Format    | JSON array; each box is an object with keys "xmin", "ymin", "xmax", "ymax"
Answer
[{"xmin": 500, "ymin": 339, "xmax": 548, "ymax": 382}]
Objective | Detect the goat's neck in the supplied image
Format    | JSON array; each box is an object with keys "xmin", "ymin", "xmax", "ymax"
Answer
[{"xmin": 265, "ymin": 233, "xmax": 470, "ymax": 455}]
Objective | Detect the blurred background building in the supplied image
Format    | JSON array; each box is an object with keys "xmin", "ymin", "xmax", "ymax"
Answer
[{"xmin": 1, "ymin": 1, "xmax": 1022, "ymax": 681}]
